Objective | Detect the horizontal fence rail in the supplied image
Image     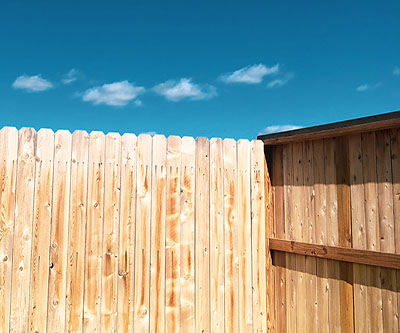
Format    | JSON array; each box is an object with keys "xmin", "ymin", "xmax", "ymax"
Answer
[{"xmin": 0, "ymin": 127, "xmax": 269, "ymax": 332}]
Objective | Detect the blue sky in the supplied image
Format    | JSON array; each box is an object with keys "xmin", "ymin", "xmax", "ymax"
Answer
[{"xmin": 1, "ymin": 1, "xmax": 399, "ymax": 139}]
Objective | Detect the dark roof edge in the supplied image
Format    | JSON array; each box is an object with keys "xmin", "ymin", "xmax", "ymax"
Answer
[{"xmin": 257, "ymin": 110, "xmax": 400, "ymax": 145}]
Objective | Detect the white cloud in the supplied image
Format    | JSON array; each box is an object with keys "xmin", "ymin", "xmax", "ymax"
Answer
[
  {"xmin": 220, "ymin": 63, "xmax": 279, "ymax": 84},
  {"xmin": 356, "ymin": 82, "xmax": 381, "ymax": 92},
  {"xmin": 394, "ymin": 66, "xmax": 400, "ymax": 76},
  {"xmin": 258, "ymin": 125, "xmax": 302, "ymax": 135},
  {"xmin": 134, "ymin": 99, "xmax": 143, "ymax": 107},
  {"xmin": 12, "ymin": 75, "xmax": 53, "ymax": 92},
  {"xmin": 153, "ymin": 78, "xmax": 216, "ymax": 101},
  {"xmin": 62, "ymin": 68, "xmax": 80, "ymax": 84},
  {"xmin": 82, "ymin": 80, "xmax": 145, "ymax": 106},
  {"xmin": 267, "ymin": 73, "xmax": 294, "ymax": 88}
]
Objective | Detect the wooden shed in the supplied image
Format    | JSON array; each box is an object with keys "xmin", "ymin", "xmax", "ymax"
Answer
[{"xmin": 259, "ymin": 110, "xmax": 400, "ymax": 332}]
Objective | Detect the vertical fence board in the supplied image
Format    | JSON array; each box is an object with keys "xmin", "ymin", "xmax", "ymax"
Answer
[
  {"xmin": 0, "ymin": 127, "xmax": 18, "ymax": 333},
  {"xmin": 166, "ymin": 136, "xmax": 181, "ymax": 332},
  {"xmin": 150, "ymin": 135, "xmax": 167, "ymax": 333},
  {"xmin": 117, "ymin": 133, "xmax": 137, "ymax": 332},
  {"xmin": 101, "ymin": 133, "xmax": 121, "ymax": 331},
  {"xmin": 29, "ymin": 129, "xmax": 54, "ymax": 333},
  {"xmin": 66, "ymin": 130, "xmax": 89, "ymax": 332},
  {"xmin": 210, "ymin": 138, "xmax": 224, "ymax": 333},
  {"xmin": 9, "ymin": 128, "xmax": 36, "ymax": 332},
  {"xmin": 195, "ymin": 137, "xmax": 210, "ymax": 333},
  {"xmin": 180, "ymin": 137, "xmax": 196, "ymax": 332},
  {"xmin": 237, "ymin": 139, "xmax": 252, "ymax": 332},
  {"xmin": 251, "ymin": 140, "xmax": 267, "ymax": 332},
  {"xmin": 134, "ymin": 134, "xmax": 152, "ymax": 332},
  {"xmin": 83, "ymin": 131, "xmax": 105, "ymax": 332}
]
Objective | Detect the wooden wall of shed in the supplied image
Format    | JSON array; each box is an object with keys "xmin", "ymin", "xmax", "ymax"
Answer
[{"xmin": 267, "ymin": 127, "xmax": 400, "ymax": 332}]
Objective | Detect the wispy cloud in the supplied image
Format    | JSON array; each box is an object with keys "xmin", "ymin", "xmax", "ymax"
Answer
[
  {"xmin": 153, "ymin": 78, "xmax": 216, "ymax": 101},
  {"xmin": 82, "ymin": 80, "xmax": 145, "ymax": 106},
  {"xmin": 394, "ymin": 66, "xmax": 400, "ymax": 76},
  {"xmin": 267, "ymin": 73, "xmax": 294, "ymax": 88},
  {"xmin": 220, "ymin": 63, "xmax": 279, "ymax": 84},
  {"xmin": 12, "ymin": 74, "xmax": 53, "ymax": 92},
  {"xmin": 356, "ymin": 82, "xmax": 381, "ymax": 92},
  {"xmin": 62, "ymin": 68, "xmax": 80, "ymax": 84},
  {"xmin": 258, "ymin": 125, "xmax": 303, "ymax": 135}
]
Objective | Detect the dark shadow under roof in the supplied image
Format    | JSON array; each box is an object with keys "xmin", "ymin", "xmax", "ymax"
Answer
[{"xmin": 257, "ymin": 110, "xmax": 400, "ymax": 145}]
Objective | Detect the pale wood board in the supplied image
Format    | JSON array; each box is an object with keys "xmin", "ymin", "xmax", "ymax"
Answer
[
  {"xmin": 83, "ymin": 131, "xmax": 105, "ymax": 332},
  {"xmin": 149, "ymin": 135, "xmax": 167, "ymax": 332},
  {"xmin": 0, "ymin": 128, "xmax": 18, "ymax": 333},
  {"xmin": 101, "ymin": 133, "xmax": 121, "ymax": 331},
  {"xmin": 180, "ymin": 137, "xmax": 196, "ymax": 332},
  {"xmin": 210, "ymin": 137, "xmax": 225, "ymax": 333},
  {"xmin": 117, "ymin": 133, "xmax": 137, "ymax": 332},
  {"xmin": 66, "ymin": 130, "xmax": 89, "ymax": 332},
  {"xmin": 165, "ymin": 136, "xmax": 181, "ymax": 332},
  {"xmin": 28, "ymin": 129, "xmax": 54, "ymax": 333},
  {"xmin": 134, "ymin": 134, "xmax": 152, "ymax": 332},
  {"xmin": 223, "ymin": 139, "xmax": 239, "ymax": 332},
  {"xmin": 195, "ymin": 137, "xmax": 210, "ymax": 333},
  {"xmin": 237, "ymin": 139, "xmax": 252, "ymax": 332},
  {"xmin": 9, "ymin": 128, "xmax": 37, "ymax": 332}
]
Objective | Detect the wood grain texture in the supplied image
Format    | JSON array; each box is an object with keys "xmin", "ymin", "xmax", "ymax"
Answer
[
  {"xmin": 150, "ymin": 135, "xmax": 167, "ymax": 333},
  {"xmin": 83, "ymin": 131, "xmax": 105, "ymax": 332},
  {"xmin": 66, "ymin": 130, "xmax": 89, "ymax": 332},
  {"xmin": 210, "ymin": 137, "xmax": 225, "ymax": 333},
  {"xmin": 165, "ymin": 136, "xmax": 181, "ymax": 332},
  {"xmin": 117, "ymin": 133, "xmax": 137, "ymax": 332},
  {"xmin": 134, "ymin": 134, "xmax": 152, "ymax": 332},
  {"xmin": 101, "ymin": 133, "xmax": 121, "ymax": 332},
  {"xmin": 180, "ymin": 137, "xmax": 196, "ymax": 332},
  {"xmin": 237, "ymin": 139, "xmax": 252, "ymax": 332},
  {"xmin": 195, "ymin": 137, "xmax": 210, "ymax": 333},
  {"xmin": 9, "ymin": 128, "xmax": 36, "ymax": 332},
  {"xmin": 29, "ymin": 129, "xmax": 54, "ymax": 333},
  {"xmin": 0, "ymin": 128, "xmax": 18, "ymax": 333},
  {"xmin": 224, "ymin": 139, "xmax": 239, "ymax": 332}
]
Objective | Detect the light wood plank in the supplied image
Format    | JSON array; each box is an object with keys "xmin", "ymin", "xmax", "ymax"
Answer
[
  {"xmin": 83, "ymin": 131, "xmax": 105, "ymax": 332},
  {"xmin": 29, "ymin": 129, "xmax": 54, "ymax": 333},
  {"xmin": 149, "ymin": 134, "xmax": 167, "ymax": 332},
  {"xmin": 237, "ymin": 139, "xmax": 252, "ymax": 332},
  {"xmin": 47, "ymin": 130, "xmax": 72, "ymax": 332},
  {"xmin": 166, "ymin": 136, "xmax": 181, "ymax": 332},
  {"xmin": 9, "ymin": 128, "xmax": 37, "ymax": 332},
  {"xmin": 0, "ymin": 127, "xmax": 18, "ymax": 333},
  {"xmin": 180, "ymin": 137, "xmax": 196, "ymax": 332},
  {"xmin": 251, "ymin": 140, "xmax": 267, "ymax": 332},
  {"xmin": 134, "ymin": 134, "xmax": 152, "ymax": 332},
  {"xmin": 224, "ymin": 139, "xmax": 239, "ymax": 332},
  {"xmin": 66, "ymin": 130, "xmax": 89, "ymax": 332},
  {"xmin": 195, "ymin": 137, "xmax": 210, "ymax": 333},
  {"xmin": 101, "ymin": 133, "xmax": 121, "ymax": 331},
  {"xmin": 117, "ymin": 133, "xmax": 137, "ymax": 332}
]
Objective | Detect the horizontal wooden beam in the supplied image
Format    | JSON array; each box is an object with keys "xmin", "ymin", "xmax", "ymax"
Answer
[
  {"xmin": 258, "ymin": 110, "xmax": 400, "ymax": 145},
  {"xmin": 269, "ymin": 238, "xmax": 400, "ymax": 270}
]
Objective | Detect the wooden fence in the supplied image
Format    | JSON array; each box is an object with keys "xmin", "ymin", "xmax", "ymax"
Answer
[
  {"xmin": 264, "ymin": 126, "xmax": 400, "ymax": 332},
  {"xmin": 0, "ymin": 127, "xmax": 269, "ymax": 332}
]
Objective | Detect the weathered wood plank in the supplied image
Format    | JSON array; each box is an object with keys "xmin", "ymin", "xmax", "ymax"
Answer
[
  {"xmin": 134, "ymin": 134, "xmax": 152, "ymax": 332},
  {"xmin": 66, "ymin": 130, "xmax": 89, "ymax": 332},
  {"xmin": 195, "ymin": 137, "xmax": 210, "ymax": 333},
  {"xmin": 237, "ymin": 139, "xmax": 252, "ymax": 332},
  {"xmin": 210, "ymin": 137, "xmax": 225, "ymax": 333},
  {"xmin": 165, "ymin": 136, "xmax": 181, "ymax": 332},
  {"xmin": 251, "ymin": 140, "xmax": 267, "ymax": 332},
  {"xmin": 180, "ymin": 137, "xmax": 196, "ymax": 332},
  {"xmin": 9, "ymin": 128, "xmax": 36, "ymax": 332},
  {"xmin": 83, "ymin": 131, "xmax": 105, "ymax": 332},
  {"xmin": 29, "ymin": 129, "xmax": 54, "ymax": 333},
  {"xmin": 0, "ymin": 128, "xmax": 18, "ymax": 333},
  {"xmin": 117, "ymin": 133, "xmax": 137, "ymax": 332},
  {"xmin": 101, "ymin": 133, "xmax": 121, "ymax": 331}
]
